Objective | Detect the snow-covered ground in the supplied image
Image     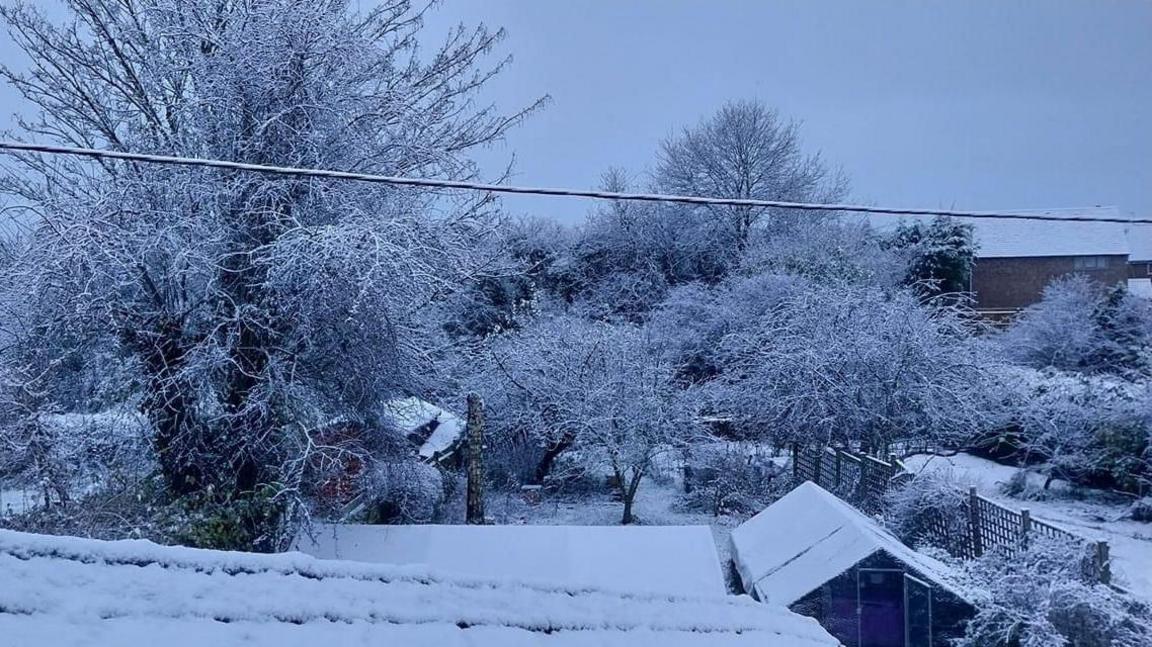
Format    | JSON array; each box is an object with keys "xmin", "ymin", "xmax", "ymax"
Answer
[
  {"xmin": 0, "ymin": 529, "xmax": 839, "ymax": 646},
  {"xmin": 0, "ymin": 488, "xmax": 42, "ymax": 516},
  {"xmin": 903, "ymin": 452, "xmax": 1152, "ymax": 600}
]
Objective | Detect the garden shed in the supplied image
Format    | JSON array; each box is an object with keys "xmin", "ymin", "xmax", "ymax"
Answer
[
  {"xmin": 296, "ymin": 523, "xmax": 727, "ymax": 597},
  {"xmin": 730, "ymin": 482, "xmax": 974, "ymax": 647}
]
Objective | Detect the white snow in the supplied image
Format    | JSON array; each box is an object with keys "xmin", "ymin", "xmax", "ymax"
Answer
[
  {"xmin": 1128, "ymin": 222, "xmax": 1152, "ymax": 262},
  {"xmin": 296, "ymin": 523, "xmax": 727, "ymax": 597},
  {"xmin": 903, "ymin": 452, "xmax": 1152, "ymax": 601},
  {"xmin": 382, "ymin": 397, "xmax": 466, "ymax": 460},
  {"xmin": 1128, "ymin": 277, "xmax": 1152, "ymax": 298},
  {"xmin": 0, "ymin": 529, "xmax": 839, "ymax": 646},
  {"xmin": 729, "ymin": 481, "xmax": 965, "ymax": 606}
]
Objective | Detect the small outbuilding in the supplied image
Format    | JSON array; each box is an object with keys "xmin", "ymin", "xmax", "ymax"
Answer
[
  {"xmin": 730, "ymin": 482, "xmax": 974, "ymax": 647},
  {"xmin": 297, "ymin": 523, "xmax": 727, "ymax": 598},
  {"xmin": 382, "ymin": 397, "xmax": 467, "ymax": 465},
  {"xmin": 2, "ymin": 528, "xmax": 842, "ymax": 647}
]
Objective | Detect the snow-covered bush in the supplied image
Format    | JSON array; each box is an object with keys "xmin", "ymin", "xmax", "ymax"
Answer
[
  {"xmin": 883, "ymin": 469, "xmax": 970, "ymax": 550},
  {"xmin": 959, "ymin": 537, "xmax": 1152, "ymax": 647},
  {"xmin": 680, "ymin": 445, "xmax": 786, "ymax": 516},
  {"xmin": 1127, "ymin": 498, "xmax": 1152, "ymax": 523},
  {"xmin": 362, "ymin": 461, "xmax": 446, "ymax": 524},
  {"xmin": 1011, "ymin": 370, "xmax": 1152, "ymax": 494},
  {"xmin": 1003, "ymin": 276, "xmax": 1152, "ymax": 377}
]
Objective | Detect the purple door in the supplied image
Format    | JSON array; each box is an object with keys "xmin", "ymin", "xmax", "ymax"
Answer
[{"xmin": 858, "ymin": 569, "xmax": 905, "ymax": 647}]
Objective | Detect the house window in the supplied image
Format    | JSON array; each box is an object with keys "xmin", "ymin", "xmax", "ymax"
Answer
[{"xmin": 1073, "ymin": 256, "xmax": 1109, "ymax": 270}]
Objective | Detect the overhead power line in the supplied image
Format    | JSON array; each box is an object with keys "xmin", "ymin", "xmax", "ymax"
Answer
[{"xmin": 1, "ymin": 140, "xmax": 1148, "ymax": 225}]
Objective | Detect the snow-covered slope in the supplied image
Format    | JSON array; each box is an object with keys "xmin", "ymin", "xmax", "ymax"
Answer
[{"xmin": 0, "ymin": 530, "xmax": 840, "ymax": 646}]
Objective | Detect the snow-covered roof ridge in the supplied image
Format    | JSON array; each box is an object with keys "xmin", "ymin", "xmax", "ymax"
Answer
[
  {"xmin": 730, "ymin": 482, "xmax": 967, "ymax": 606},
  {"xmin": 969, "ymin": 206, "xmax": 1130, "ymax": 259},
  {"xmin": 0, "ymin": 529, "xmax": 840, "ymax": 647}
]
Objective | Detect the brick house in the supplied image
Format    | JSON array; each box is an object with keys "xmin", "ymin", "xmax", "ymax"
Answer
[{"xmin": 965, "ymin": 207, "xmax": 1142, "ymax": 316}]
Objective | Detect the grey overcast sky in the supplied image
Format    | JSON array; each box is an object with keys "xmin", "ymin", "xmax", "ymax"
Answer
[
  {"xmin": 2, "ymin": 1, "xmax": 1150, "ymax": 225},
  {"xmin": 418, "ymin": 0, "xmax": 1152, "ymax": 224}
]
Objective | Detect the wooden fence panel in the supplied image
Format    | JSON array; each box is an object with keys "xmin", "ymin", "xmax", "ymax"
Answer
[{"xmin": 789, "ymin": 443, "xmax": 1112, "ymax": 584}]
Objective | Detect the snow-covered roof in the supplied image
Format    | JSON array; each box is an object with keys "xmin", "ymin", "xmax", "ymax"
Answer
[
  {"xmin": 296, "ymin": 523, "xmax": 727, "ymax": 597},
  {"xmin": 967, "ymin": 207, "xmax": 1129, "ymax": 259},
  {"xmin": 730, "ymin": 482, "xmax": 965, "ymax": 606},
  {"xmin": 0, "ymin": 529, "xmax": 839, "ymax": 647},
  {"xmin": 382, "ymin": 397, "xmax": 466, "ymax": 460}
]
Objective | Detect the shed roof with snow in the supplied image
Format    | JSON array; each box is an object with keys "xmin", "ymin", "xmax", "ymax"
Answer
[
  {"xmin": 730, "ymin": 482, "xmax": 965, "ymax": 606},
  {"xmin": 0, "ymin": 529, "xmax": 839, "ymax": 647},
  {"xmin": 968, "ymin": 207, "xmax": 1129, "ymax": 259},
  {"xmin": 382, "ymin": 397, "xmax": 466, "ymax": 461},
  {"xmin": 296, "ymin": 523, "xmax": 727, "ymax": 598}
]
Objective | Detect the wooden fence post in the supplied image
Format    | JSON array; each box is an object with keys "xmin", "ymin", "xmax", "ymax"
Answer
[
  {"xmin": 968, "ymin": 487, "xmax": 983, "ymax": 557},
  {"xmin": 1095, "ymin": 541, "xmax": 1111, "ymax": 585},
  {"xmin": 834, "ymin": 450, "xmax": 842, "ymax": 488},
  {"xmin": 1019, "ymin": 509, "xmax": 1031, "ymax": 548},
  {"xmin": 465, "ymin": 393, "xmax": 486, "ymax": 525},
  {"xmin": 813, "ymin": 447, "xmax": 823, "ymax": 486},
  {"xmin": 792, "ymin": 443, "xmax": 800, "ymax": 481}
]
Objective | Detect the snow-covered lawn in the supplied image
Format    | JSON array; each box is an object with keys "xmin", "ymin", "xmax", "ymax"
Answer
[
  {"xmin": 903, "ymin": 452, "xmax": 1152, "ymax": 600},
  {"xmin": 0, "ymin": 488, "xmax": 42, "ymax": 516}
]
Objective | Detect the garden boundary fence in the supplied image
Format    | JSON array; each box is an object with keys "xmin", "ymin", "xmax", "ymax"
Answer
[{"xmin": 791, "ymin": 444, "xmax": 1112, "ymax": 584}]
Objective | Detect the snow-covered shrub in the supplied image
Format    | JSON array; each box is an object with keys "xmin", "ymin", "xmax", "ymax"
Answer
[
  {"xmin": 1000, "ymin": 469, "xmax": 1030, "ymax": 498},
  {"xmin": 362, "ymin": 461, "xmax": 446, "ymax": 524},
  {"xmin": 1003, "ymin": 276, "xmax": 1152, "ymax": 377},
  {"xmin": 958, "ymin": 537, "xmax": 1152, "ymax": 647},
  {"xmin": 883, "ymin": 215, "xmax": 977, "ymax": 299},
  {"xmin": 1128, "ymin": 498, "xmax": 1152, "ymax": 523},
  {"xmin": 680, "ymin": 445, "xmax": 785, "ymax": 516},
  {"xmin": 1011, "ymin": 370, "xmax": 1152, "ymax": 494},
  {"xmin": 175, "ymin": 483, "xmax": 290, "ymax": 552},
  {"xmin": 883, "ymin": 469, "xmax": 970, "ymax": 550}
]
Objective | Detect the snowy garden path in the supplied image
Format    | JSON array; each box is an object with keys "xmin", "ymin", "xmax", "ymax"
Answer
[{"xmin": 903, "ymin": 453, "xmax": 1152, "ymax": 600}]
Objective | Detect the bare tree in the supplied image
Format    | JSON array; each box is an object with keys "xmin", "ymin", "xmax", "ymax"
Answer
[
  {"xmin": 655, "ymin": 100, "xmax": 848, "ymax": 250},
  {"xmin": 0, "ymin": 0, "xmax": 541, "ymax": 547}
]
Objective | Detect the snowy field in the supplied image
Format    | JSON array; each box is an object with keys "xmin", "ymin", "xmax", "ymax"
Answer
[
  {"xmin": 903, "ymin": 452, "xmax": 1152, "ymax": 600},
  {"xmin": 0, "ymin": 529, "xmax": 838, "ymax": 647}
]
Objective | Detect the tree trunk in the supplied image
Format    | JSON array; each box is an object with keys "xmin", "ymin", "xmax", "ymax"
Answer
[
  {"xmin": 465, "ymin": 393, "xmax": 486, "ymax": 524},
  {"xmin": 619, "ymin": 468, "xmax": 644, "ymax": 525},
  {"xmin": 533, "ymin": 432, "xmax": 575, "ymax": 485}
]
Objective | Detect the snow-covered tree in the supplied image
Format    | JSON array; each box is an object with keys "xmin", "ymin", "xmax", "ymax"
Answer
[
  {"xmin": 884, "ymin": 216, "xmax": 977, "ymax": 299},
  {"xmin": 0, "ymin": 0, "xmax": 538, "ymax": 547},
  {"xmin": 710, "ymin": 284, "xmax": 1004, "ymax": 449},
  {"xmin": 655, "ymin": 100, "xmax": 848, "ymax": 251},
  {"xmin": 477, "ymin": 316, "xmax": 691, "ymax": 523}
]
